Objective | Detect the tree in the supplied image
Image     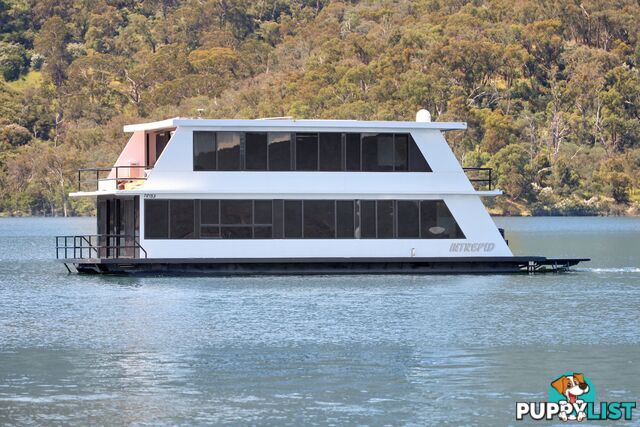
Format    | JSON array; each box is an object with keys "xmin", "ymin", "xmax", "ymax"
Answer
[
  {"xmin": 0, "ymin": 42, "xmax": 27, "ymax": 80},
  {"xmin": 34, "ymin": 16, "xmax": 70, "ymax": 88}
]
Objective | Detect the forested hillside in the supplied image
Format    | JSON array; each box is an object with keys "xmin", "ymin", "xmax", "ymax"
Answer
[{"xmin": 1, "ymin": 0, "xmax": 639, "ymax": 216}]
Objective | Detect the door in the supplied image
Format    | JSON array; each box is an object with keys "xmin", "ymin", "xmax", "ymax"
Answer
[{"xmin": 97, "ymin": 196, "xmax": 139, "ymax": 258}]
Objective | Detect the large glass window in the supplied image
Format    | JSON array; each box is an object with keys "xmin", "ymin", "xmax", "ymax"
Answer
[
  {"xmin": 304, "ymin": 200, "xmax": 335, "ymax": 238},
  {"xmin": 220, "ymin": 200, "xmax": 252, "ymax": 239},
  {"xmin": 145, "ymin": 199, "xmax": 462, "ymax": 240},
  {"xmin": 193, "ymin": 131, "xmax": 431, "ymax": 173},
  {"xmin": 362, "ymin": 133, "xmax": 394, "ymax": 172},
  {"xmin": 284, "ymin": 200, "xmax": 302, "ymax": 238},
  {"xmin": 420, "ymin": 200, "xmax": 465, "ymax": 239},
  {"xmin": 200, "ymin": 200, "xmax": 220, "ymax": 238},
  {"xmin": 296, "ymin": 133, "xmax": 319, "ymax": 171},
  {"xmin": 394, "ymin": 134, "xmax": 409, "ymax": 171},
  {"xmin": 345, "ymin": 133, "xmax": 361, "ymax": 171},
  {"xmin": 221, "ymin": 200, "xmax": 252, "ymax": 224},
  {"xmin": 169, "ymin": 200, "xmax": 195, "ymax": 239},
  {"xmin": 336, "ymin": 201, "xmax": 354, "ymax": 238},
  {"xmin": 409, "ymin": 135, "xmax": 431, "ymax": 172},
  {"xmin": 193, "ymin": 131, "xmax": 216, "ymax": 171},
  {"xmin": 360, "ymin": 200, "xmax": 376, "ymax": 238},
  {"xmin": 144, "ymin": 200, "xmax": 169, "ymax": 239},
  {"xmin": 216, "ymin": 132, "xmax": 241, "ymax": 170},
  {"xmin": 268, "ymin": 133, "xmax": 291, "ymax": 171},
  {"xmin": 376, "ymin": 200, "xmax": 394, "ymax": 238},
  {"xmin": 397, "ymin": 200, "xmax": 420, "ymax": 238},
  {"xmin": 245, "ymin": 132, "xmax": 268, "ymax": 170},
  {"xmin": 319, "ymin": 133, "xmax": 342, "ymax": 171}
]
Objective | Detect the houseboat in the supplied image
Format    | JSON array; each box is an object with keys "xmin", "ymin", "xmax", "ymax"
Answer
[{"xmin": 56, "ymin": 111, "xmax": 588, "ymax": 274}]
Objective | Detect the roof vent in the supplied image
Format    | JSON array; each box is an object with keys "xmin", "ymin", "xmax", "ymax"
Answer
[{"xmin": 416, "ymin": 109, "xmax": 431, "ymax": 122}]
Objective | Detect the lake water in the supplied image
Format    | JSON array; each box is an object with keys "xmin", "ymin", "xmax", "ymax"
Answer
[{"xmin": 0, "ymin": 217, "xmax": 638, "ymax": 425}]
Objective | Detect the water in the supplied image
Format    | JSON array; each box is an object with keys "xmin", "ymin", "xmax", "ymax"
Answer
[{"xmin": 0, "ymin": 217, "xmax": 638, "ymax": 425}]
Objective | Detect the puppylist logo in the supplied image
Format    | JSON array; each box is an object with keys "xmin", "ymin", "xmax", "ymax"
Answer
[{"xmin": 516, "ymin": 372, "xmax": 636, "ymax": 422}]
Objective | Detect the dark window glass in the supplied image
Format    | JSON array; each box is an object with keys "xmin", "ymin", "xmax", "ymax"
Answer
[
  {"xmin": 216, "ymin": 132, "xmax": 240, "ymax": 170},
  {"xmin": 156, "ymin": 132, "xmax": 170, "ymax": 163},
  {"xmin": 345, "ymin": 133, "xmax": 361, "ymax": 171},
  {"xmin": 284, "ymin": 200, "xmax": 302, "ymax": 238},
  {"xmin": 273, "ymin": 200, "xmax": 284, "ymax": 238},
  {"xmin": 193, "ymin": 131, "xmax": 216, "ymax": 171},
  {"xmin": 220, "ymin": 200, "xmax": 252, "ymax": 224},
  {"xmin": 145, "ymin": 200, "xmax": 169, "ymax": 239},
  {"xmin": 303, "ymin": 200, "xmax": 335, "ymax": 238},
  {"xmin": 409, "ymin": 135, "xmax": 432, "ymax": 172},
  {"xmin": 296, "ymin": 133, "xmax": 319, "ymax": 171},
  {"xmin": 376, "ymin": 200, "xmax": 394, "ymax": 238},
  {"xmin": 336, "ymin": 201, "xmax": 354, "ymax": 238},
  {"xmin": 245, "ymin": 132, "xmax": 268, "ymax": 170},
  {"xmin": 169, "ymin": 200, "xmax": 194, "ymax": 239},
  {"xmin": 420, "ymin": 200, "xmax": 465, "ymax": 239},
  {"xmin": 397, "ymin": 200, "xmax": 420, "ymax": 238},
  {"xmin": 362, "ymin": 133, "xmax": 394, "ymax": 171},
  {"xmin": 360, "ymin": 200, "xmax": 376, "ymax": 238},
  {"xmin": 268, "ymin": 133, "xmax": 291, "ymax": 171},
  {"xmin": 254, "ymin": 200, "xmax": 273, "ymax": 224},
  {"xmin": 319, "ymin": 133, "xmax": 342, "ymax": 171},
  {"xmin": 221, "ymin": 226, "xmax": 252, "ymax": 239},
  {"xmin": 201, "ymin": 200, "xmax": 219, "ymax": 224},
  {"xmin": 201, "ymin": 226, "xmax": 220, "ymax": 239},
  {"xmin": 253, "ymin": 226, "xmax": 272, "ymax": 239},
  {"xmin": 394, "ymin": 134, "xmax": 408, "ymax": 171}
]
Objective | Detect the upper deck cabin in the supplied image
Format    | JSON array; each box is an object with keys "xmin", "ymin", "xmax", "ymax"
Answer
[{"xmin": 72, "ymin": 117, "xmax": 496, "ymax": 198}]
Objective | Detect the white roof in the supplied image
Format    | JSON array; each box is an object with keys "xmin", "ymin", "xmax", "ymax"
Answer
[{"xmin": 123, "ymin": 117, "xmax": 467, "ymax": 133}]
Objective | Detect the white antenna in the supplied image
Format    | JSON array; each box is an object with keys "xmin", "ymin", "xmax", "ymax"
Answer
[{"xmin": 416, "ymin": 109, "xmax": 431, "ymax": 122}]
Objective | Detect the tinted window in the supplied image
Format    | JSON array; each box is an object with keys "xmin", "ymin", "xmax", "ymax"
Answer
[
  {"xmin": 409, "ymin": 135, "xmax": 431, "ymax": 172},
  {"xmin": 145, "ymin": 200, "xmax": 169, "ymax": 239},
  {"xmin": 296, "ymin": 133, "xmax": 318, "ymax": 171},
  {"xmin": 319, "ymin": 133, "xmax": 342, "ymax": 171},
  {"xmin": 245, "ymin": 132, "xmax": 268, "ymax": 170},
  {"xmin": 193, "ymin": 131, "xmax": 216, "ymax": 171},
  {"xmin": 221, "ymin": 226, "xmax": 252, "ymax": 239},
  {"xmin": 284, "ymin": 200, "xmax": 302, "ymax": 238},
  {"xmin": 397, "ymin": 200, "xmax": 419, "ymax": 238},
  {"xmin": 394, "ymin": 134, "xmax": 408, "ymax": 171},
  {"xmin": 220, "ymin": 200, "xmax": 252, "ymax": 224},
  {"xmin": 376, "ymin": 200, "xmax": 394, "ymax": 238},
  {"xmin": 216, "ymin": 132, "xmax": 241, "ymax": 170},
  {"xmin": 420, "ymin": 200, "xmax": 464, "ymax": 239},
  {"xmin": 362, "ymin": 133, "xmax": 394, "ymax": 172},
  {"xmin": 254, "ymin": 200, "xmax": 272, "ymax": 224},
  {"xmin": 273, "ymin": 200, "xmax": 284, "ymax": 238},
  {"xmin": 253, "ymin": 226, "xmax": 272, "ymax": 239},
  {"xmin": 360, "ymin": 200, "xmax": 376, "ymax": 238},
  {"xmin": 268, "ymin": 133, "xmax": 291, "ymax": 171},
  {"xmin": 304, "ymin": 200, "xmax": 335, "ymax": 238},
  {"xmin": 201, "ymin": 226, "xmax": 220, "ymax": 239},
  {"xmin": 201, "ymin": 200, "xmax": 219, "ymax": 224},
  {"xmin": 345, "ymin": 133, "xmax": 361, "ymax": 171},
  {"xmin": 336, "ymin": 201, "xmax": 354, "ymax": 238},
  {"xmin": 170, "ymin": 200, "xmax": 194, "ymax": 239}
]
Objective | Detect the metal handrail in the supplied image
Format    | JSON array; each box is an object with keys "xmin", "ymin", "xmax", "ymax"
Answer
[
  {"xmin": 56, "ymin": 234, "xmax": 148, "ymax": 260},
  {"xmin": 77, "ymin": 165, "xmax": 150, "ymax": 192},
  {"xmin": 463, "ymin": 167, "xmax": 493, "ymax": 191}
]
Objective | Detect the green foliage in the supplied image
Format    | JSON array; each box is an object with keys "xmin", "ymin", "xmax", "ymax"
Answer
[
  {"xmin": 0, "ymin": 41, "xmax": 27, "ymax": 80},
  {"xmin": 0, "ymin": 0, "xmax": 639, "ymax": 216}
]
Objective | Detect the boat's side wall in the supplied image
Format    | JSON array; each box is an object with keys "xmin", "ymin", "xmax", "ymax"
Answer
[{"xmin": 134, "ymin": 126, "xmax": 511, "ymax": 259}]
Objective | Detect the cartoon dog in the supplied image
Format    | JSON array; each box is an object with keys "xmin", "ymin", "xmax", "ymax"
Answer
[{"xmin": 551, "ymin": 373, "xmax": 590, "ymax": 421}]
